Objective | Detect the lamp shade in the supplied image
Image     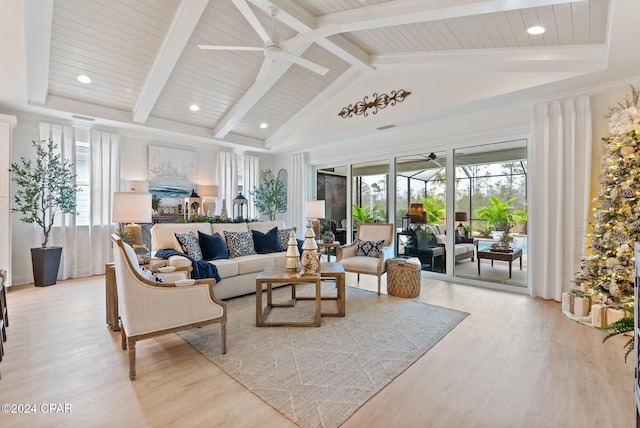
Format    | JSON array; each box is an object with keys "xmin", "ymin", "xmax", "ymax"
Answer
[
  {"xmin": 305, "ymin": 200, "xmax": 325, "ymax": 219},
  {"xmin": 455, "ymin": 212, "xmax": 468, "ymax": 222},
  {"xmin": 112, "ymin": 192, "xmax": 152, "ymax": 224},
  {"xmin": 197, "ymin": 184, "xmax": 218, "ymax": 197}
]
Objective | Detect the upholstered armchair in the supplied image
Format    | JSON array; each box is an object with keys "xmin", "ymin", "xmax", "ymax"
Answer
[
  {"xmin": 336, "ymin": 223, "xmax": 395, "ymax": 295},
  {"xmin": 111, "ymin": 234, "xmax": 226, "ymax": 380}
]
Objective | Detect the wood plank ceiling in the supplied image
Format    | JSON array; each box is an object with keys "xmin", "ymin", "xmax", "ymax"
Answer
[{"xmin": 33, "ymin": 0, "xmax": 609, "ymax": 152}]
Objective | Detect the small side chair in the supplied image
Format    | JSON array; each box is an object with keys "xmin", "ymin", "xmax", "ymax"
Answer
[{"xmin": 336, "ymin": 223, "xmax": 394, "ymax": 295}]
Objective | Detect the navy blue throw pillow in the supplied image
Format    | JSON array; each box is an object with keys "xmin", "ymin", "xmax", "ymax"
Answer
[
  {"xmin": 198, "ymin": 231, "xmax": 230, "ymax": 261},
  {"xmin": 252, "ymin": 227, "xmax": 281, "ymax": 254},
  {"xmin": 297, "ymin": 239, "xmax": 304, "ymax": 258},
  {"xmin": 454, "ymin": 229, "xmax": 462, "ymax": 244}
]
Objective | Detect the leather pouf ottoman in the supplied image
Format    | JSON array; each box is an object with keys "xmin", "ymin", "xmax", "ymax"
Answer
[{"xmin": 386, "ymin": 257, "xmax": 421, "ymax": 298}]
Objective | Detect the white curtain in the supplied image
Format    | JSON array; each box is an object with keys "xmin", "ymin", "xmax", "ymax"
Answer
[
  {"xmin": 90, "ymin": 130, "xmax": 119, "ymax": 275},
  {"xmin": 39, "ymin": 123, "xmax": 77, "ymax": 279},
  {"xmin": 529, "ymin": 96, "xmax": 592, "ymax": 301},
  {"xmin": 288, "ymin": 152, "xmax": 309, "ymax": 236},
  {"xmin": 38, "ymin": 123, "xmax": 119, "ymax": 279},
  {"xmin": 243, "ymin": 154, "xmax": 259, "ymax": 219},
  {"xmin": 216, "ymin": 151, "xmax": 238, "ymax": 218}
]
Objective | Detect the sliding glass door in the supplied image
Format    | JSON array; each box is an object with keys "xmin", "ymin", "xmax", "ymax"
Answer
[
  {"xmin": 453, "ymin": 140, "xmax": 528, "ymax": 287},
  {"xmin": 395, "ymin": 151, "xmax": 447, "ymax": 274}
]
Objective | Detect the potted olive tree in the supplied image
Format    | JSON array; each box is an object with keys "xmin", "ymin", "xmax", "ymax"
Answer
[
  {"xmin": 252, "ymin": 169, "xmax": 287, "ymax": 221},
  {"xmin": 10, "ymin": 139, "xmax": 79, "ymax": 286}
]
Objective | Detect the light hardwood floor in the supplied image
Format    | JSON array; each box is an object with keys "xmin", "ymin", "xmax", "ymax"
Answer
[{"xmin": 0, "ymin": 274, "xmax": 633, "ymax": 428}]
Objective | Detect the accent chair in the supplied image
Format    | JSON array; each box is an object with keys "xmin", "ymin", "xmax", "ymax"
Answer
[
  {"xmin": 336, "ymin": 223, "xmax": 394, "ymax": 295},
  {"xmin": 111, "ymin": 234, "xmax": 227, "ymax": 380}
]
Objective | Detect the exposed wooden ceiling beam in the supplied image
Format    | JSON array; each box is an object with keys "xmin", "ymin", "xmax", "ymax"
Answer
[
  {"xmin": 213, "ymin": 41, "xmax": 311, "ymax": 139},
  {"xmin": 317, "ymin": 0, "xmax": 588, "ymax": 32},
  {"xmin": 132, "ymin": 0, "xmax": 209, "ymax": 123},
  {"xmin": 249, "ymin": 0, "xmax": 371, "ymax": 69},
  {"xmin": 372, "ymin": 45, "xmax": 608, "ymax": 71},
  {"xmin": 211, "ymin": 0, "xmax": 373, "ymax": 141},
  {"xmin": 25, "ymin": 0, "xmax": 53, "ymax": 105}
]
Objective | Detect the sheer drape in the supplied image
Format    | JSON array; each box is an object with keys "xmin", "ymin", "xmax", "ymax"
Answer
[
  {"xmin": 38, "ymin": 123, "xmax": 119, "ymax": 279},
  {"xmin": 288, "ymin": 152, "xmax": 309, "ymax": 236},
  {"xmin": 90, "ymin": 130, "xmax": 119, "ymax": 275},
  {"xmin": 217, "ymin": 151, "xmax": 238, "ymax": 217},
  {"xmin": 39, "ymin": 123, "xmax": 77, "ymax": 279},
  {"xmin": 529, "ymin": 96, "xmax": 592, "ymax": 301},
  {"xmin": 243, "ymin": 154, "xmax": 259, "ymax": 219}
]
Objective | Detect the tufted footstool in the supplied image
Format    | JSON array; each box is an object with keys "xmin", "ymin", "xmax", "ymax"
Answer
[{"xmin": 385, "ymin": 257, "xmax": 421, "ymax": 298}]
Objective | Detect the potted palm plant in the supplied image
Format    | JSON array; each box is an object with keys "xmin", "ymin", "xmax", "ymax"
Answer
[
  {"xmin": 475, "ymin": 196, "xmax": 515, "ymax": 244},
  {"xmin": 10, "ymin": 139, "xmax": 79, "ymax": 286}
]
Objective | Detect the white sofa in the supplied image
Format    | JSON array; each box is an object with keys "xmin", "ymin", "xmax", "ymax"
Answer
[
  {"xmin": 425, "ymin": 224, "xmax": 476, "ymax": 262},
  {"xmin": 150, "ymin": 221, "xmax": 291, "ymax": 300}
]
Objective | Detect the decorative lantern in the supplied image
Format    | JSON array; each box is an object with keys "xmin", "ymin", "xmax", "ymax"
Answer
[{"xmin": 402, "ymin": 212, "xmax": 411, "ymax": 232}]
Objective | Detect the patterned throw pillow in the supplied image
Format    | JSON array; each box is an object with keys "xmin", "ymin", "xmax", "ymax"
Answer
[
  {"xmin": 175, "ymin": 231, "xmax": 203, "ymax": 260},
  {"xmin": 278, "ymin": 227, "xmax": 296, "ymax": 251},
  {"xmin": 224, "ymin": 230, "xmax": 257, "ymax": 258},
  {"xmin": 355, "ymin": 239, "xmax": 385, "ymax": 257}
]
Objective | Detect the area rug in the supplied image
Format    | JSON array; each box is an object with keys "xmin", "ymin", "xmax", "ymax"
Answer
[{"xmin": 179, "ymin": 284, "xmax": 469, "ymax": 428}]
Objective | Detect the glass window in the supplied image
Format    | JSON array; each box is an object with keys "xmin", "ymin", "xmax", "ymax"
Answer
[
  {"xmin": 352, "ymin": 161, "xmax": 389, "ymax": 227},
  {"xmin": 75, "ymin": 142, "xmax": 90, "ymax": 226}
]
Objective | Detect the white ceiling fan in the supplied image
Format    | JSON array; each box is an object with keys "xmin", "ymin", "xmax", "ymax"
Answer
[{"xmin": 198, "ymin": 1, "xmax": 337, "ymax": 81}]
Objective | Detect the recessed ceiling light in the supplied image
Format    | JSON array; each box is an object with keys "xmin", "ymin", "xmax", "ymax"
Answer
[
  {"xmin": 260, "ymin": 122, "xmax": 268, "ymax": 129},
  {"xmin": 189, "ymin": 104, "xmax": 200, "ymax": 111},
  {"xmin": 77, "ymin": 74, "xmax": 91, "ymax": 84},
  {"xmin": 527, "ymin": 25, "xmax": 545, "ymax": 35}
]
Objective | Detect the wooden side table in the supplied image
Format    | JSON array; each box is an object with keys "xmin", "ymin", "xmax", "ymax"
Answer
[
  {"xmin": 105, "ymin": 263, "xmax": 120, "ymax": 331},
  {"xmin": 317, "ymin": 240, "xmax": 340, "ymax": 262}
]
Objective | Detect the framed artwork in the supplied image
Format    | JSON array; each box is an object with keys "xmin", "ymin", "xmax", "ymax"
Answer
[{"xmin": 148, "ymin": 145, "xmax": 197, "ymax": 207}]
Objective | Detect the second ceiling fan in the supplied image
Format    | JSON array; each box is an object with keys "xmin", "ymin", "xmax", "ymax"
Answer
[{"xmin": 198, "ymin": 0, "xmax": 336, "ymax": 81}]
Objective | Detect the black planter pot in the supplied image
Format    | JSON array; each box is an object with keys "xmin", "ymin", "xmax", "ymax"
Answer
[{"xmin": 31, "ymin": 247, "xmax": 63, "ymax": 287}]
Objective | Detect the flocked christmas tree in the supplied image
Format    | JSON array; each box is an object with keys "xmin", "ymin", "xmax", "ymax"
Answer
[{"xmin": 574, "ymin": 86, "xmax": 640, "ymax": 303}]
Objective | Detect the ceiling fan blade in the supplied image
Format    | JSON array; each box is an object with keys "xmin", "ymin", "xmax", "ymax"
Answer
[
  {"xmin": 279, "ymin": 23, "xmax": 340, "ymax": 50},
  {"xmin": 255, "ymin": 57, "xmax": 274, "ymax": 81},
  {"xmin": 231, "ymin": 0, "xmax": 272, "ymax": 44},
  {"xmin": 198, "ymin": 45, "xmax": 263, "ymax": 51},
  {"xmin": 281, "ymin": 51, "xmax": 329, "ymax": 76}
]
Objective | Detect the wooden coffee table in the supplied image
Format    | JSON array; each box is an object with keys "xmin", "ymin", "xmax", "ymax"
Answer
[
  {"xmin": 477, "ymin": 248, "xmax": 523, "ymax": 278},
  {"xmin": 255, "ymin": 262, "xmax": 346, "ymax": 327}
]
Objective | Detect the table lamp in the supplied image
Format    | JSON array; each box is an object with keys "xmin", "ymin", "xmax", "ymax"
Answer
[
  {"xmin": 305, "ymin": 199, "xmax": 325, "ymax": 239},
  {"xmin": 198, "ymin": 184, "xmax": 218, "ymax": 217},
  {"xmin": 455, "ymin": 212, "xmax": 468, "ymax": 236},
  {"xmin": 112, "ymin": 191, "xmax": 152, "ymax": 246}
]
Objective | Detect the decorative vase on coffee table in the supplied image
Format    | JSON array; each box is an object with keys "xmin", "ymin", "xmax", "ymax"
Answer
[
  {"xmin": 300, "ymin": 221, "xmax": 321, "ymax": 276},
  {"xmin": 286, "ymin": 230, "xmax": 301, "ymax": 271}
]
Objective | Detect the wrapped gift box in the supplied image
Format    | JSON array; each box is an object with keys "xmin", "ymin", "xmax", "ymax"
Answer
[
  {"xmin": 561, "ymin": 292, "xmax": 591, "ymax": 317},
  {"xmin": 591, "ymin": 304, "xmax": 632, "ymax": 327}
]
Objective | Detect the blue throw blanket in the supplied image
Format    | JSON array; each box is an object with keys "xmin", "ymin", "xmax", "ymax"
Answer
[{"xmin": 154, "ymin": 249, "xmax": 222, "ymax": 283}]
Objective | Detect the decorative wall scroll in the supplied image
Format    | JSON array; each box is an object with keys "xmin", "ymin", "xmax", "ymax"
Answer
[{"xmin": 338, "ymin": 89, "xmax": 411, "ymax": 118}]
